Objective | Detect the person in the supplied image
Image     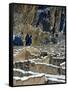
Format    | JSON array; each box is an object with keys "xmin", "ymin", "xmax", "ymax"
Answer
[
  {"xmin": 25, "ymin": 33, "xmax": 32, "ymax": 46},
  {"xmin": 13, "ymin": 32, "xmax": 23, "ymax": 46}
]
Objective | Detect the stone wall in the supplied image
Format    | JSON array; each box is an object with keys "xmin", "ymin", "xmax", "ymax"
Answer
[
  {"xmin": 13, "ymin": 74, "xmax": 47, "ymax": 86},
  {"xmin": 14, "ymin": 61, "xmax": 60, "ymax": 75}
]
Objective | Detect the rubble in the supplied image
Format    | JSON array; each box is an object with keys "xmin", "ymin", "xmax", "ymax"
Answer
[{"xmin": 13, "ymin": 42, "xmax": 66, "ymax": 85}]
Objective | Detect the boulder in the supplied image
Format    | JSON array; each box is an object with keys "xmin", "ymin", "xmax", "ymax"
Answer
[
  {"xmin": 14, "ymin": 47, "xmax": 40, "ymax": 62},
  {"xmin": 14, "ymin": 48, "xmax": 31, "ymax": 62},
  {"xmin": 26, "ymin": 47, "xmax": 40, "ymax": 56}
]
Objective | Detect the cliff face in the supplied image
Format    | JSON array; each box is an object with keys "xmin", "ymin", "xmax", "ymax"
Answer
[
  {"xmin": 13, "ymin": 4, "xmax": 66, "ymax": 46},
  {"xmin": 13, "ymin": 5, "xmax": 66, "ymax": 32}
]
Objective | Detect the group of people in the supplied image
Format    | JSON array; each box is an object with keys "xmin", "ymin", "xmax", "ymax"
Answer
[{"xmin": 13, "ymin": 33, "xmax": 32, "ymax": 46}]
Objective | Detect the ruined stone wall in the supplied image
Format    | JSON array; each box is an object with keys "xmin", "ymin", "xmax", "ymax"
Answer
[
  {"xmin": 13, "ymin": 74, "xmax": 46, "ymax": 86},
  {"xmin": 14, "ymin": 61, "xmax": 60, "ymax": 75}
]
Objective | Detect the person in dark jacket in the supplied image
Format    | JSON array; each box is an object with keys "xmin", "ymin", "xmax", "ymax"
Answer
[
  {"xmin": 25, "ymin": 34, "xmax": 32, "ymax": 46},
  {"xmin": 13, "ymin": 35, "xmax": 23, "ymax": 46}
]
